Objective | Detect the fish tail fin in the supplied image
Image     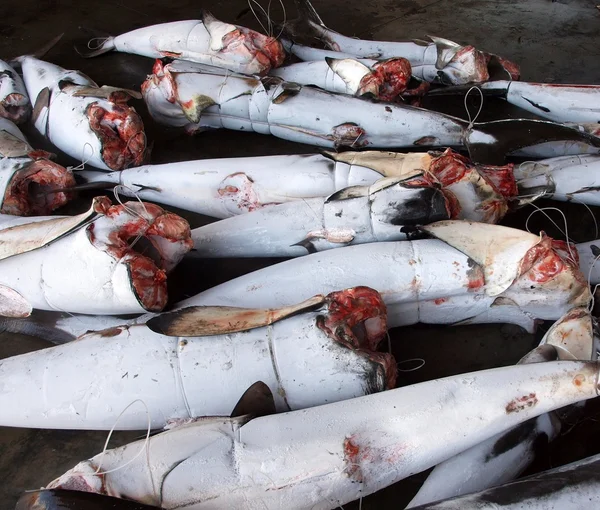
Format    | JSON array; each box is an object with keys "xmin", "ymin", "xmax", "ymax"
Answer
[
  {"xmin": 9, "ymin": 33, "xmax": 64, "ymax": 65},
  {"xmin": 74, "ymin": 27, "xmax": 115, "ymax": 58},
  {"xmin": 294, "ymin": 0, "xmax": 327, "ymax": 27},
  {"xmin": 466, "ymin": 119, "xmax": 600, "ymax": 165}
]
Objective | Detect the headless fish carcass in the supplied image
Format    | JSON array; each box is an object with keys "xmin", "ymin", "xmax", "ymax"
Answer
[
  {"xmin": 0, "ymin": 118, "xmax": 75, "ymax": 215},
  {"xmin": 0, "ymin": 287, "xmax": 395, "ymax": 430},
  {"xmin": 18, "ymin": 57, "xmax": 148, "ymax": 170},
  {"xmin": 71, "ymin": 148, "xmax": 515, "ymax": 220},
  {"xmin": 190, "ymin": 150, "xmax": 519, "ymax": 258},
  {"xmin": 407, "ymin": 306, "xmax": 599, "ymax": 507},
  {"xmin": 21, "ymin": 220, "xmax": 590, "ymax": 342},
  {"xmin": 75, "ymin": 11, "xmax": 285, "ymax": 75},
  {"xmin": 0, "ymin": 196, "xmax": 192, "ymax": 318},
  {"xmin": 141, "ymin": 60, "xmax": 600, "ymax": 163},
  {"xmin": 0, "ymin": 59, "xmax": 30, "ymax": 123},
  {"xmin": 281, "ymin": 0, "xmax": 519, "ymax": 85},
  {"xmin": 37, "ymin": 359, "xmax": 600, "ymax": 509}
]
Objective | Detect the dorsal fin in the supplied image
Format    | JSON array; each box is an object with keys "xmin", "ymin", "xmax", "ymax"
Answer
[
  {"xmin": 146, "ymin": 294, "xmax": 326, "ymax": 337},
  {"xmin": 230, "ymin": 381, "xmax": 276, "ymax": 418},
  {"xmin": 31, "ymin": 87, "xmax": 50, "ymax": 125},
  {"xmin": 201, "ymin": 10, "xmax": 238, "ymax": 52}
]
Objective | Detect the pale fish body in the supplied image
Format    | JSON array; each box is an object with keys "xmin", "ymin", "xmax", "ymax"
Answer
[
  {"xmin": 78, "ymin": 13, "xmax": 285, "ymax": 75},
  {"xmin": 76, "ymin": 148, "xmax": 514, "ymax": 220},
  {"xmin": 46, "ymin": 360, "xmax": 600, "ymax": 509},
  {"xmin": 0, "ymin": 59, "xmax": 30, "ymax": 123},
  {"xmin": 0, "ymin": 197, "xmax": 192, "ymax": 317},
  {"xmin": 75, "ymin": 152, "xmax": 389, "ymax": 219},
  {"xmin": 142, "ymin": 60, "xmax": 600, "ymax": 163},
  {"xmin": 0, "ymin": 118, "xmax": 75, "ymax": 216},
  {"xmin": 181, "ymin": 221, "xmax": 590, "ymax": 332},
  {"xmin": 410, "ymin": 452, "xmax": 600, "ymax": 509},
  {"xmin": 0, "ymin": 287, "xmax": 395, "ymax": 430},
  {"xmin": 4, "ymin": 222, "xmax": 589, "ymax": 340},
  {"xmin": 407, "ymin": 306, "xmax": 598, "ymax": 507},
  {"xmin": 19, "ymin": 57, "xmax": 147, "ymax": 170},
  {"xmin": 515, "ymin": 154, "xmax": 600, "ymax": 206},
  {"xmin": 269, "ymin": 57, "xmax": 412, "ymax": 101},
  {"xmin": 284, "ymin": 0, "xmax": 519, "ymax": 85},
  {"xmin": 191, "ymin": 179, "xmax": 453, "ymax": 257},
  {"xmin": 483, "ymin": 80, "xmax": 600, "ymax": 123}
]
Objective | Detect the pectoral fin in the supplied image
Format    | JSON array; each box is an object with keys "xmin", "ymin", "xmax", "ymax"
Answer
[{"xmin": 31, "ymin": 87, "xmax": 50, "ymax": 125}]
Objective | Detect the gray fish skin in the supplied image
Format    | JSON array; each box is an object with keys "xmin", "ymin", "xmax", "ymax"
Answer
[{"xmin": 409, "ymin": 452, "xmax": 600, "ymax": 509}]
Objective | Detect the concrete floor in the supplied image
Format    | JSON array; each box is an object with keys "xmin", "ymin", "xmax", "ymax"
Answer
[{"xmin": 1, "ymin": 0, "xmax": 600, "ymax": 508}]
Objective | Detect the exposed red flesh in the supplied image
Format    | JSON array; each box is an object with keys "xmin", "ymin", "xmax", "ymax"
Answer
[
  {"xmin": 450, "ymin": 46, "xmax": 489, "ymax": 83},
  {"xmin": 358, "ymin": 58, "xmax": 412, "ymax": 101},
  {"xmin": 0, "ymin": 93, "xmax": 30, "ymax": 124},
  {"xmin": 86, "ymin": 201, "xmax": 193, "ymax": 312},
  {"xmin": 478, "ymin": 163, "xmax": 518, "ymax": 197},
  {"xmin": 317, "ymin": 286, "xmax": 396, "ymax": 389},
  {"xmin": 223, "ymin": 27, "xmax": 286, "ymax": 75},
  {"xmin": 1, "ymin": 157, "xmax": 75, "ymax": 216},
  {"xmin": 87, "ymin": 102, "xmax": 147, "ymax": 170},
  {"xmin": 518, "ymin": 234, "xmax": 582, "ymax": 285}
]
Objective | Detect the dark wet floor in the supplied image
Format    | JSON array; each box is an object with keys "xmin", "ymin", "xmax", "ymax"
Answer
[{"xmin": 1, "ymin": 0, "xmax": 600, "ymax": 508}]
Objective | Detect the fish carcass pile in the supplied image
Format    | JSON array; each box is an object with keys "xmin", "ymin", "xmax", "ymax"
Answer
[{"xmin": 3, "ymin": 0, "xmax": 600, "ymax": 508}]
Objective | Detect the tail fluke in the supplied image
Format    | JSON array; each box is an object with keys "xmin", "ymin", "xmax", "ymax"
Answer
[
  {"xmin": 74, "ymin": 27, "xmax": 116, "ymax": 58},
  {"xmin": 294, "ymin": 0, "xmax": 326, "ymax": 26},
  {"xmin": 466, "ymin": 119, "xmax": 600, "ymax": 165}
]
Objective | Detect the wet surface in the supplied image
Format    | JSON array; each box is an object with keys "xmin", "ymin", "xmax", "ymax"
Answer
[{"xmin": 1, "ymin": 0, "xmax": 600, "ymax": 508}]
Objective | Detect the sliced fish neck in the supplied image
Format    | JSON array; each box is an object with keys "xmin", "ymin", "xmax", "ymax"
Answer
[
  {"xmin": 45, "ymin": 360, "xmax": 600, "ymax": 509},
  {"xmin": 0, "ymin": 287, "xmax": 394, "ymax": 430},
  {"xmin": 20, "ymin": 57, "xmax": 148, "ymax": 171},
  {"xmin": 0, "ymin": 119, "xmax": 75, "ymax": 216},
  {"xmin": 0, "ymin": 198, "xmax": 193, "ymax": 316},
  {"xmin": 84, "ymin": 17, "xmax": 285, "ymax": 75},
  {"xmin": 269, "ymin": 57, "xmax": 412, "ymax": 101},
  {"xmin": 0, "ymin": 60, "xmax": 30, "ymax": 124},
  {"xmin": 191, "ymin": 179, "xmax": 452, "ymax": 257}
]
